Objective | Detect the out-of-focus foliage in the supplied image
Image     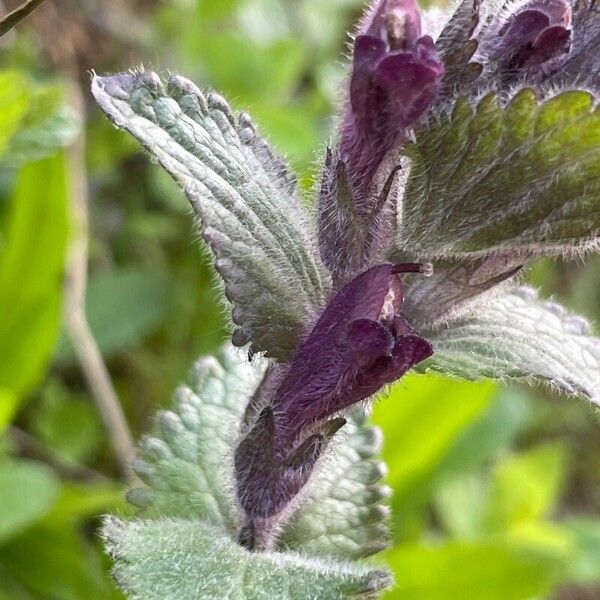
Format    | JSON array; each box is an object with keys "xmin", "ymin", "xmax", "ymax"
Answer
[{"xmin": 0, "ymin": 0, "xmax": 597, "ymax": 598}]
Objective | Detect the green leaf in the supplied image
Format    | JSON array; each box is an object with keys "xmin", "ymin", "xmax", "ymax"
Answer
[
  {"xmin": 280, "ymin": 410, "xmax": 390, "ymax": 560},
  {"xmin": 0, "ymin": 460, "xmax": 59, "ymax": 544},
  {"xmin": 32, "ymin": 380, "xmax": 103, "ymax": 462},
  {"xmin": 384, "ymin": 539, "xmax": 570, "ymax": 600},
  {"xmin": 56, "ymin": 268, "xmax": 174, "ymax": 361},
  {"xmin": 103, "ymin": 517, "xmax": 391, "ymax": 600},
  {"xmin": 0, "ymin": 71, "xmax": 30, "ymax": 155},
  {"xmin": 45, "ymin": 482, "xmax": 126, "ymax": 523},
  {"xmin": 398, "ymin": 90, "xmax": 600, "ymax": 259},
  {"xmin": 91, "ymin": 70, "xmax": 328, "ymax": 360},
  {"xmin": 128, "ymin": 344, "xmax": 390, "ymax": 565},
  {"xmin": 0, "ymin": 153, "xmax": 69, "ymax": 399},
  {"xmin": 426, "ymin": 287, "xmax": 600, "ymax": 405},
  {"xmin": 435, "ymin": 388, "xmax": 531, "ymax": 481},
  {"xmin": 370, "ymin": 374, "xmax": 495, "ymax": 533},
  {"xmin": 3, "ymin": 83, "xmax": 79, "ymax": 165},
  {"xmin": 127, "ymin": 346, "xmax": 257, "ymax": 530},
  {"xmin": 564, "ymin": 517, "xmax": 600, "ymax": 584},
  {"xmin": 0, "ymin": 525, "xmax": 123, "ymax": 600},
  {"xmin": 483, "ymin": 444, "xmax": 567, "ymax": 534},
  {"xmin": 0, "ymin": 387, "xmax": 18, "ymax": 432}
]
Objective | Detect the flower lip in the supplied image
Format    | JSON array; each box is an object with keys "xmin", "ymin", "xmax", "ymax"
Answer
[
  {"xmin": 362, "ymin": 0, "xmax": 422, "ymax": 48},
  {"xmin": 272, "ymin": 263, "xmax": 434, "ymax": 442},
  {"xmin": 487, "ymin": 0, "xmax": 572, "ymax": 70}
]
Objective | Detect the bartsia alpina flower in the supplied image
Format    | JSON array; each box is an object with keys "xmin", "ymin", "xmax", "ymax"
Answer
[
  {"xmin": 341, "ymin": 0, "xmax": 444, "ymax": 204},
  {"xmin": 234, "ymin": 263, "xmax": 433, "ymax": 528},
  {"xmin": 318, "ymin": 0, "xmax": 444, "ymax": 284}
]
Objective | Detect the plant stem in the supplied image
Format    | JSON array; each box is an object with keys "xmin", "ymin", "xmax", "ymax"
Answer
[{"xmin": 63, "ymin": 81, "xmax": 136, "ymax": 482}]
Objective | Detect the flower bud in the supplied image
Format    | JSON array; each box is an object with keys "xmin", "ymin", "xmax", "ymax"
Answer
[
  {"xmin": 234, "ymin": 263, "xmax": 433, "ymax": 532},
  {"xmin": 340, "ymin": 0, "xmax": 444, "ymax": 206},
  {"xmin": 480, "ymin": 0, "xmax": 572, "ymax": 77}
]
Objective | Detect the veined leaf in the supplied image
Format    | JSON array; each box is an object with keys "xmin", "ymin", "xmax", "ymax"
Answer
[
  {"xmin": 103, "ymin": 518, "xmax": 391, "ymax": 600},
  {"xmin": 91, "ymin": 70, "xmax": 328, "ymax": 360},
  {"xmin": 425, "ymin": 287, "xmax": 600, "ymax": 405},
  {"xmin": 280, "ymin": 410, "xmax": 390, "ymax": 560},
  {"xmin": 127, "ymin": 346, "xmax": 258, "ymax": 531},
  {"xmin": 398, "ymin": 90, "xmax": 600, "ymax": 259}
]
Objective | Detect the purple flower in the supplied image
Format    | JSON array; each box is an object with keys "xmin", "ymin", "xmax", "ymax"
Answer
[
  {"xmin": 274, "ymin": 262, "xmax": 433, "ymax": 440},
  {"xmin": 340, "ymin": 0, "xmax": 444, "ymax": 205},
  {"xmin": 235, "ymin": 263, "xmax": 433, "ymax": 531},
  {"xmin": 317, "ymin": 0, "xmax": 444, "ymax": 286},
  {"xmin": 482, "ymin": 0, "xmax": 572, "ymax": 75}
]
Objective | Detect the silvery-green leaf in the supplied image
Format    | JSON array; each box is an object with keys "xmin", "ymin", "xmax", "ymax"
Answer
[
  {"xmin": 127, "ymin": 346, "xmax": 257, "ymax": 531},
  {"xmin": 280, "ymin": 410, "xmax": 390, "ymax": 560},
  {"xmin": 424, "ymin": 287, "xmax": 600, "ymax": 405},
  {"xmin": 91, "ymin": 70, "xmax": 328, "ymax": 360},
  {"xmin": 397, "ymin": 90, "xmax": 600, "ymax": 259},
  {"xmin": 103, "ymin": 517, "xmax": 392, "ymax": 600},
  {"xmin": 127, "ymin": 344, "xmax": 391, "ymax": 561}
]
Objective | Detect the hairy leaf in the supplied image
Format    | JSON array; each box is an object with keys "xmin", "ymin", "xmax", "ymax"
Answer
[
  {"xmin": 103, "ymin": 518, "xmax": 391, "ymax": 600},
  {"xmin": 280, "ymin": 410, "xmax": 390, "ymax": 560},
  {"xmin": 127, "ymin": 346, "xmax": 259, "ymax": 531},
  {"xmin": 402, "ymin": 255, "xmax": 523, "ymax": 327},
  {"xmin": 91, "ymin": 70, "xmax": 327, "ymax": 360},
  {"xmin": 435, "ymin": 0, "xmax": 482, "ymax": 95},
  {"xmin": 127, "ymin": 345, "xmax": 390, "ymax": 563},
  {"xmin": 425, "ymin": 287, "xmax": 600, "ymax": 405},
  {"xmin": 397, "ymin": 90, "xmax": 600, "ymax": 259}
]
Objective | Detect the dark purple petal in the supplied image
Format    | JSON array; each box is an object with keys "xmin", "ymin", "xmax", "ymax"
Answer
[
  {"xmin": 479, "ymin": 0, "xmax": 572, "ymax": 78},
  {"xmin": 544, "ymin": 1, "xmax": 600, "ymax": 91},
  {"xmin": 362, "ymin": 0, "xmax": 422, "ymax": 40},
  {"xmin": 273, "ymin": 263, "xmax": 433, "ymax": 441},
  {"xmin": 341, "ymin": 22, "xmax": 444, "ymax": 206},
  {"xmin": 317, "ymin": 0, "xmax": 443, "ymax": 285}
]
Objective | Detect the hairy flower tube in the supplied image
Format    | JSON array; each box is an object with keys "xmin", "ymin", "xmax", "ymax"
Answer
[
  {"xmin": 235, "ymin": 262, "xmax": 433, "ymax": 548},
  {"xmin": 341, "ymin": 0, "xmax": 444, "ymax": 203},
  {"xmin": 319, "ymin": 0, "xmax": 444, "ymax": 283}
]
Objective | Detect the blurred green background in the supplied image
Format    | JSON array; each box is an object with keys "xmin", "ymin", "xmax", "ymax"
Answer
[{"xmin": 0, "ymin": 0, "xmax": 598, "ymax": 598}]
